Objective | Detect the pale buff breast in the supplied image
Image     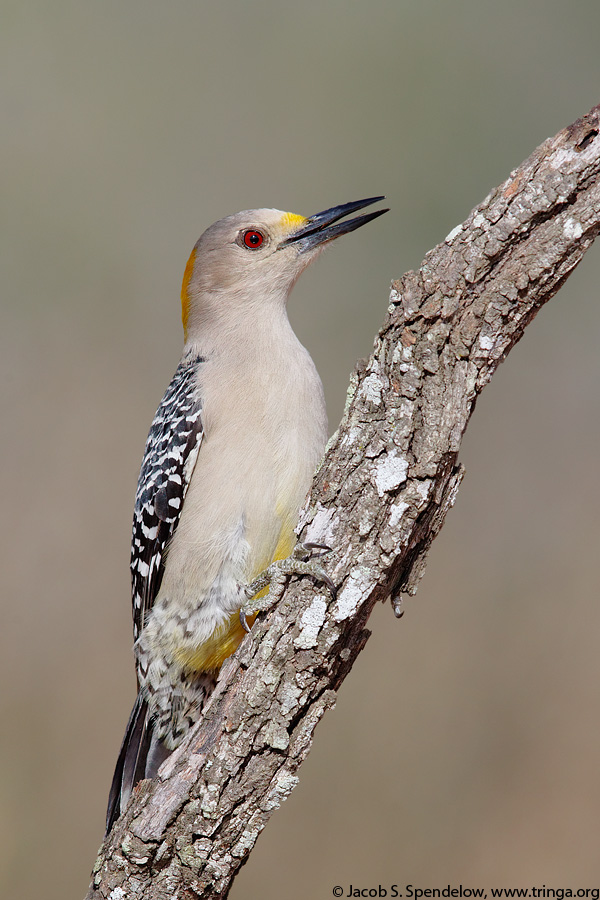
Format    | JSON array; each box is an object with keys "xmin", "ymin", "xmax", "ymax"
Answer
[{"xmin": 157, "ymin": 328, "xmax": 327, "ymax": 615}]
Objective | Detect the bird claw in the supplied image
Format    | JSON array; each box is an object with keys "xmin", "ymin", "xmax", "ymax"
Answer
[
  {"xmin": 391, "ymin": 595, "xmax": 405, "ymax": 619},
  {"xmin": 298, "ymin": 540, "xmax": 331, "ymax": 553},
  {"xmin": 239, "ymin": 543, "xmax": 336, "ymax": 633}
]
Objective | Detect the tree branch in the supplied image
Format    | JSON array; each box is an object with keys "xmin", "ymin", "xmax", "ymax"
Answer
[{"xmin": 87, "ymin": 102, "xmax": 600, "ymax": 900}]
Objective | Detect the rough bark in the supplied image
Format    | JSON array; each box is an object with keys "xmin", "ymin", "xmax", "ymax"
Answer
[{"xmin": 87, "ymin": 103, "xmax": 600, "ymax": 899}]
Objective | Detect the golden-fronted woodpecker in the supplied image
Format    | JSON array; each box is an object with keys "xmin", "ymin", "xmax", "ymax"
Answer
[{"xmin": 106, "ymin": 197, "xmax": 388, "ymax": 832}]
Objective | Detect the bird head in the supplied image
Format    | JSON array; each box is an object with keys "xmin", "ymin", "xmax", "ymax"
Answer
[{"xmin": 181, "ymin": 197, "xmax": 388, "ymax": 342}]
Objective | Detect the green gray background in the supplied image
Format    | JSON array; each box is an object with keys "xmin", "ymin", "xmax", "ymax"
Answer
[{"xmin": 2, "ymin": 2, "xmax": 600, "ymax": 897}]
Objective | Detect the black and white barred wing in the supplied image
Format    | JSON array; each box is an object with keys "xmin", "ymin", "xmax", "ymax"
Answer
[{"xmin": 130, "ymin": 353, "xmax": 204, "ymax": 642}]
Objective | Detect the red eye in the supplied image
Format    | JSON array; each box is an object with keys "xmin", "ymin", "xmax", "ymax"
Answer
[{"xmin": 243, "ymin": 230, "xmax": 264, "ymax": 249}]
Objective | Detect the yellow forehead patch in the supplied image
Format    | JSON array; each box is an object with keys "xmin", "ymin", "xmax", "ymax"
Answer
[
  {"xmin": 181, "ymin": 247, "xmax": 196, "ymax": 341},
  {"xmin": 279, "ymin": 211, "xmax": 307, "ymax": 232}
]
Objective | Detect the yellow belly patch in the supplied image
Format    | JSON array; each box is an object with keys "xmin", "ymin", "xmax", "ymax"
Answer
[
  {"xmin": 175, "ymin": 611, "xmax": 256, "ymax": 673},
  {"xmin": 175, "ymin": 526, "xmax": 297, "ymax": 674}
]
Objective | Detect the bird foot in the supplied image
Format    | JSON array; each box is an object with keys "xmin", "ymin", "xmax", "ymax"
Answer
[{"xmin": 239, "ymin": 542, "xmax": 336, "ymax": 633}]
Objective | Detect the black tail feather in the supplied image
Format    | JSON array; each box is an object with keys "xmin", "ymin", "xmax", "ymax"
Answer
[
  {"xmin": 106, "ymin": 694, "xmax": 154, "ymax": 834},
  {"xmin": 105, "ymin": 679, "xmax": 215, "ymax": 833}
]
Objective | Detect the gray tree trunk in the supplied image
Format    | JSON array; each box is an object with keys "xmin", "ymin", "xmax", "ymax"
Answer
[{"xmin": 87, "ymin": 103, "xmax": 600, "ymax": 900}]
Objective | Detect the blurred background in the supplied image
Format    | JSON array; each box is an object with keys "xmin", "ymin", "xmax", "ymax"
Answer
[{"xmin": 2, "ymin": 2, "xmax": 600, "ymax": 897}]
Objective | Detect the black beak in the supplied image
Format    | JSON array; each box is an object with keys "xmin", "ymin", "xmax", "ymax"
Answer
[{"xmin": 283, "ymin": 196, "xmax": 389, "ymax": 253}]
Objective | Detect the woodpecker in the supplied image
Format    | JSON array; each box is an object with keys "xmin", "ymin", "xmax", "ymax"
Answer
[{"xmin": 106, "ymin": 197, "xmax": 388, "ymax": 832}]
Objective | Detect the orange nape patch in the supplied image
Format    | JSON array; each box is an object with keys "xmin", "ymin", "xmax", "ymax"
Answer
[{"xmin": 180, "ymin": 248, "xmax": 196, "ymax": 340}]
